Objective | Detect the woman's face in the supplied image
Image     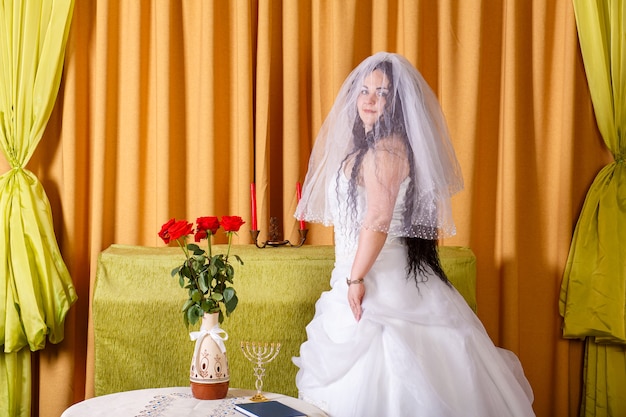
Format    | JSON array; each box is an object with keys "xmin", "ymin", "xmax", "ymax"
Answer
[{"xmin": 357, "ymin": 69, "xmax": 390, "ymax": 133}]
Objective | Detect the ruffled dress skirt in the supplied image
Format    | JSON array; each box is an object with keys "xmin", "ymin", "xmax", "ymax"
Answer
[{"xmin": 293, "ymin": 241, "xmax": 535, "ymax": 417}]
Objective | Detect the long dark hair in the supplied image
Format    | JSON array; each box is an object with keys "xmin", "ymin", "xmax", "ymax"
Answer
[{"xmin": 339, "ymin": 60, "xmax": 449, "ymax": 286}]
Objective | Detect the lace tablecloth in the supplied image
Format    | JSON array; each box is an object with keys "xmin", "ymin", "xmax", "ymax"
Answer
[{"xmin": 61, "ymin": 387, "xmax": 328, "ymax": 417}]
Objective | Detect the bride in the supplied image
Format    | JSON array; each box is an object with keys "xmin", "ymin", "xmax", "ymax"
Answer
[{"xmin": 293, "ymin": 52, "xmax": 535, "ymax": 417}]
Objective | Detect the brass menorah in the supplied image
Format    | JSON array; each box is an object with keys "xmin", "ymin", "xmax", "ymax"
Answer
[{"xmin": 240, "ymin": 341, "xmax": 282, "ymax": 401}]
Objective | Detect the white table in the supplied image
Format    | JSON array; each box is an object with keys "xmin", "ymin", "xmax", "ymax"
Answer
[{"xmin": 61, "ymin": 387, "xmax": 328, "ymax": 417}]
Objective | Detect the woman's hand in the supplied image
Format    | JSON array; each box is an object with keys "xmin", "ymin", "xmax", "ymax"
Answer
[{"xmin": 348, "ymin": 281, "xmax": 365, "ymax": 321}]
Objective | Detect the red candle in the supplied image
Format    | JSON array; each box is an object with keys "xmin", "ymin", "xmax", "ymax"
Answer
[
  {"xmin": 250, "ymin": 183, "xmax": 258, "ymax": 230},
  {"xmin": 296, "ymin": 182, "xmax": 305, "ymax": 230}
]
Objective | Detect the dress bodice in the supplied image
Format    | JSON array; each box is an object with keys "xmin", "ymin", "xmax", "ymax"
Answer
[{"xmin": 331, "ymin": 173, "xmax": 408, "ymax": 256}]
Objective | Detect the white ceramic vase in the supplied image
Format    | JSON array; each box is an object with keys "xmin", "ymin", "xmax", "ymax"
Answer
[{"xmin": 189, "ymin": 312, "xmax": 230, "ymax": 399}]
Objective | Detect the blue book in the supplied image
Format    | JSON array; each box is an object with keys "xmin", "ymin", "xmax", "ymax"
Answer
[{"xmin": 234, "ymin": 400, "xmax": 307, "ymax": 417}]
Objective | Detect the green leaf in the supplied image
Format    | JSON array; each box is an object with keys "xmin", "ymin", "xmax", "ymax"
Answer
[
  {"xmin": 225, "ymin": 264, "xmax": 234, "ymax": 279},
  {"xmin": 197, "ymin": 263, "xmax": 208, "ymax": 274},
  {"xmin": 199, "ymin": 272, "xmax": 209, "ymax": 293},
  {"xmin": 210, "ymin": 292, "xmax": 224, "ymax": 302},
  {"xmin": 181, "ymin": 263, "xmax": 192, "ymax": 278},
  {"xmin": 222, "ymin": 271, "xmax": 234, "ymax": 284},
  {"xmin": 234, "ymin": 254, "xmax": 244, "ymax": 265},
  {"xmin": 187, "ymin": 304, "xmax": 203, "ymax": 326},
  {"xmin": 225, "ymin": 294, "xmax": 238, "ymax": 315},
  {"xmin": 171, "ymin": 266, "xmax": 182, "ymax": 277},
  {"xmin": 223, "ymin": 287, "xmax": 235, "ymax": 303},
  {"xmin": 212, "ymin": 255, "xmax": 225, "ymax": 268},
  {"xmin": 181, "ymin": 299, "xmax": 194, "ymax": 313},
  {"xmin": 191, "ymin": 290, "xmax": 203, "ymax": 302},
  {"xmin": 188, "ymin": 243, "xmax": 203, "ymax": 255}
]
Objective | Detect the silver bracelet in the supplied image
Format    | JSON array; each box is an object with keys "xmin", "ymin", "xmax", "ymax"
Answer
[{"xmin": 346, "ymin": 277, "xmax": 364, "ymax": 285}]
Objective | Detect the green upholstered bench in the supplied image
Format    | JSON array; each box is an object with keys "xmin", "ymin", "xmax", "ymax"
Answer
[{"xmin": 92, "ymin": 244, "xmax": 476, "ymax": 398}]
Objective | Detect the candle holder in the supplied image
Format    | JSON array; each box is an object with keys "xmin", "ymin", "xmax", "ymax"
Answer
[{"xmin": 250, "ymin": 217, "xmax": 308, "ymax": 248}]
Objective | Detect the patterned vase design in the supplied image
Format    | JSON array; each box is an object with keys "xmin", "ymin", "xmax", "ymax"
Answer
[{"xmin": 189, "ymin": 312, "xmax": 230, "ymax": 399}]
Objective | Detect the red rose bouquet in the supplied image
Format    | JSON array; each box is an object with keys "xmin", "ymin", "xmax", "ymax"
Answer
[{"xmin": 159, "ymin": 215, "xmax": 245, "ymax": 325}]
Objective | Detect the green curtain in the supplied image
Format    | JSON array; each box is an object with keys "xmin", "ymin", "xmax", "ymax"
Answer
[
  {"xmin": 559, "ymin": 0, "xmax": 625, "ymax": 415},
  {"xmin": 0, "ymin": 1, "xmax": 77, "ymax": 416}
]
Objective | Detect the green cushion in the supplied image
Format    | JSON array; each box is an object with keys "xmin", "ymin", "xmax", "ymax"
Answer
[{"xmin": 93, "ymin": 244, "xmax": 476, "ymax": 397}]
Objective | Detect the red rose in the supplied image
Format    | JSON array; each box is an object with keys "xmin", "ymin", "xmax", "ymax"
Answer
[
  {"xmin": 220, "ymin": 216, "xmax": 245, "ymax": 232},
  {"xmin": 194, "ymin": 230, "xmax": 207, "ymax": 242},
  {"xmin": 196, "ymin": 216, "xmax": 220, "ymax": 235},
  {"xmin": 164, "ymin": 219, "xmax": 193, "ymax": 242},
  {"xmin": 158, "ymin": 218, "xmax": 176, "ymax": 243}
]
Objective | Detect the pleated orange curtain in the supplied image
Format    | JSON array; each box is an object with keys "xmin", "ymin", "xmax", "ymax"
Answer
[
  {"xmin": 559, "ymin": 0, "xmax": 626, "ymax": 415},
  {"xmin": 14, "ymin": 1, "xmax": 612, "ymax": 416},
  {"xmin": 0, "ymin": 2, "xmax": 77, "ymax": 417}
]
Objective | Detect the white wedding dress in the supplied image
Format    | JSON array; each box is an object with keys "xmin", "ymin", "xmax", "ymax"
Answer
[{"xmin": 293, "ymin": 175, "xmax": 535, "ymax": 417}]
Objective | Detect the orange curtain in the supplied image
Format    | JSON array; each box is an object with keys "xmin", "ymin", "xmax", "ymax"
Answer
[{"xmin": 2, "ymin": 1, "xmax": 611, "ymax": 416}]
